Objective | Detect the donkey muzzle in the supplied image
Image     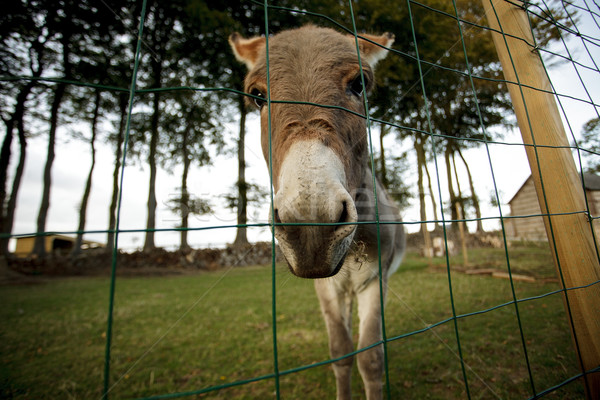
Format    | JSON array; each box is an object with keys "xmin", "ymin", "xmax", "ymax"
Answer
[{"xmin": 272, "ymin": 140, "xmax": 358, "ymax": 278}]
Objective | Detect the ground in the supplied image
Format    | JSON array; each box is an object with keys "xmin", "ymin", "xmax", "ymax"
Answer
[{"xmin": 0, "ymin": 237, "xmax": 588, "ymax": 399}]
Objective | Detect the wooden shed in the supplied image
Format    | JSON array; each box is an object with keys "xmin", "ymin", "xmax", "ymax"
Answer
[
  {"xmin": 14, "ymin": 234, "xmax": 105, "ymax": 257},
  {"xmin": 505, "ymin": 172, "xmax": 600, "ymax": 241}
]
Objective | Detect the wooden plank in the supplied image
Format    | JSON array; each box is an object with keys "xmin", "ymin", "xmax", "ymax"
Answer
[
  {"xmin": 465, "ymin": 268, "xmax": 497, "ymax": 275},
  {"xmin": 492, "ymin": 271, "xmax": 535, "ymax": 283},
  {"xmin": 482, "ymin": 1, "xmax": 600, "ymax": 397}
]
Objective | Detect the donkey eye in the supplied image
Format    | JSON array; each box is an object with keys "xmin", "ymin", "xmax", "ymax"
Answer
[
  {"xmin": 348, "ymin": 75, "xmax": 366, "ymax": 98},
  {"xmin": 250, "ymin": 88, "xmax": 266, "ymax": 109}
]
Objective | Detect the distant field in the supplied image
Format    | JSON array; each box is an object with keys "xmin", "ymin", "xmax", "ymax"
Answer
[{"xmin": 0, "ymin": 244, "xmax": 586, "ymax": 399}]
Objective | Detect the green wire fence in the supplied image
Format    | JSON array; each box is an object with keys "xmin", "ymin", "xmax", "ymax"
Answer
[{"xmin": 2, "ymin": 0, "xmax": 600, "ymax": 399}]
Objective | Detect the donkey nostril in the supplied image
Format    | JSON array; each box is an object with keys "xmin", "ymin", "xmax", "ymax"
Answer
[
  {"xmin": 274, "ymin": 209, "xmax": 282, "ymax": 224},
  {"xmin": 334, "ymin": 201, "xmax": 353, "ymax": 236},
  {"xmin": 273, "ymin": 208, "xmax": 287, "ymax": 234},
  {"xmin": 333, "ymin": 198, "xmax": 358, "ymax": 239},
  {"xmin": 337, "ymin": 201, "xmax": 349, "ymax": 225}
]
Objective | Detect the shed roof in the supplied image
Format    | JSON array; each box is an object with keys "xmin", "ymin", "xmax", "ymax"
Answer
[
  {"xmin": 15, "ymin": 234, "xmax": 104, "ymax": 246},
  {"xmin": 583, "ymin": 172, "xmax": 600, "ymax": 190},
  {"xmin": 508, "ymin": 172, "xmax": 600, "ymax": 204}
]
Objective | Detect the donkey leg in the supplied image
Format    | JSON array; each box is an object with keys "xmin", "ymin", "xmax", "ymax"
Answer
[
  {"xmin": 356, "ymin": 278, "xmax": 386, "ymax": 400},
  {"xmin": 314, "ymin": 279, "xmax": 354, "ymax": 400}
]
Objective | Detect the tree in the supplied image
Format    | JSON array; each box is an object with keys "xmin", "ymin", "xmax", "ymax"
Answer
[
  {"xmin": 0, "ymin": 0, "xmax": 53, "ymax": 255},
  {"xmin": 435, "ymin": 0, "xmax": 571, "ymax": 231},
  {"xmin": 232, "ymin": 97, "xmax": 250, "ymax": 248},
  {"xmin": 32, "ymin": 27, "xmax": 72, "ymax": 256},
  {"xmin": 68, "ymin": 2, "xmax": 127, "ymax": 255},
  {"xmin": 106, "ymin": 93, "xmax": 128, "ymax": 253},
  {"xmin": 133, "ymin": 0, "xmax": 234, "ymax": 251},
  {"xmin": 30, "ymin": 0, "xmax": 120, "ymax": 256},
  {"xmin": 128, "ymin": 0, "xmax": 247, "ymax": 251},
  {"xmin": 1, "ymin": 0, "xmax": 134, "ymax": 256},
  {"xmin": 104, "ymin": 35, "xmax": 134, "ymax": 254},
  {"xmin": 347, "ymin": 0, "xmax": 571, "ymax": 237},
  {"xmin": 137, "ymin": 0, "xmax": 179, "ymax": 252},
  {"xmin": 71, "ymin": 89, "xmax": 101, "ymax": 256},
  {"xmin": 351, "ymin": 0, "xmax": 518, "ymax": 234},
  {"xmin": 184, "ymin": 0, "xmax": 262, "ymax": 248},
  {"xmin": 580, "ymin": 117, "xmax": 600, "ymax": 174},
  {"xmin": 161, "ymin": 89, "xmax": 222, "ymax": 250}
]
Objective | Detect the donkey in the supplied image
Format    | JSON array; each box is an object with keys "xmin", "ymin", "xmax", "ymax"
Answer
[{"xmin": 229, "ymin": 25, "xmax": 405, "ymax": 400}]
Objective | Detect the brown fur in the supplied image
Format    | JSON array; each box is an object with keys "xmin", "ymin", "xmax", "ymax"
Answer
[{"xmin": 232, "ymin": 26, "xmax": 391, "ymax": 190}]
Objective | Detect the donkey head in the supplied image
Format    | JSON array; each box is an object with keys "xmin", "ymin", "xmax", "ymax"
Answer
[{"xmin": 230, "ymin": 25, "xmax": 394, "ymax": 278}]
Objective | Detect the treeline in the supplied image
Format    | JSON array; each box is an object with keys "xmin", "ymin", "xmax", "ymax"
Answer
[{"xmin": 0, "ymin": 0, "xmax": 570, "ymax": 256}]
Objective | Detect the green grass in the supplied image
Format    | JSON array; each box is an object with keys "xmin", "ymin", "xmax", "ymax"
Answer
[{"xmin": 0, "ymin": 245, "xmax": 586, "ymax": 399}]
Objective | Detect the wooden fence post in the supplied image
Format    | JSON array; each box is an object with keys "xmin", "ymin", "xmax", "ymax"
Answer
[{"xmin": 481, "ymin": 0, "xmax": 600, "ymax": 397}]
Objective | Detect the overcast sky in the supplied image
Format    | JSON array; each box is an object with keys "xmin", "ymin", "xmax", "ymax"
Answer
[{"xmin": 6, "ymin": 5, "xmax": 600, "ymax": 252}]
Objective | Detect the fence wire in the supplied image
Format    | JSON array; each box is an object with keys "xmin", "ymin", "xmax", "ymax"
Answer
[{"xmin": 1, "ymin": 0, "xmax": 599, "ymax": 399}]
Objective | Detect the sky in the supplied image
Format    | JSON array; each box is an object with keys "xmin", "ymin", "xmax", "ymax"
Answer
[{"xmin": 6, "ymin": 2, "xmax": 600, "ymax": 252}]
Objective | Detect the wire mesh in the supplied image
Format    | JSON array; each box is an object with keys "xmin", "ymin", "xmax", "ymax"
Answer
[{"xmin": 1, "ymin": 0, "xmax": 599, "ymax": 399}]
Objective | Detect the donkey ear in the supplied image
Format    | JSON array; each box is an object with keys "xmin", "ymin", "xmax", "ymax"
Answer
[
  {"xmin": 353, "ymin": 32, "xmax": 395, "ymax": 69},
  {"xmin": 229, "ymin": 32, "xmax": 266, "ymax": 70}
]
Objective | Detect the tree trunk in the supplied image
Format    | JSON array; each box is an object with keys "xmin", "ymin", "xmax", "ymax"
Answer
[
  {"xmin": 1, "ymin": 83, "xmax": 36, "ymax": 217},
  {"xmin": 107, "ymin": 93, "xmax": 127, "ymax": 253},
  {"xmin": 379, "ymin": 123, "xmax": 389, "ymax": 187},
  {"xmin": 452, "ymin": 152, "xmax": 467, "ymax": 230},
  {"xmin": 424, "ymin": 152, "xmax": 440, "ymax": 231},
  {"xmin": 457, "ymin": 147, "xmax": 483, "ymax": 232},
  {"xmin": 232, "ymin": 99, "xmax": 248, "ymax": 248},
  {"xmin": 0, "ymin": 81, "xmax": 35, "ymax": 255},
  {"xmin": 72, "ymin": 90, "xmax": 101, "ymax": 256},
  {"xmin": 33, "ymin": 31, "xmax": 71, "ymax": 257},
  {"xmin": 415, "ymin": 135, "xmax": 427, "ymax": 232},
  {"xmin": 0, "ymin": 110, "xmax": 29, "ymax": 255},
  {"xmin": 444, "ymin": 146, "xmax": 458, "ymax": 231},
  {"xmin": 143, "ymin": 90, "xmax": 160, "ymax": 252},
  {"xmin": 0, "ymin": 123, "xmax": 14, "ymax": 222},
  {"xmin": 0, "ymin": 85, "xmax": 31, "ymax": 221},
  {"xmin": 32, "ymin": 82, "xmax": 67, "ymax": 256},
  {"xmin": 415, "ymin": 134, "xmax": 432, "ymax": 259},
  {"xmin": 180, "ymin": 125, "xmax": 191, "ymax": 251},
  {"xmin": 452, "ymin": 152, "xmax": 469, "ymax": 266}
]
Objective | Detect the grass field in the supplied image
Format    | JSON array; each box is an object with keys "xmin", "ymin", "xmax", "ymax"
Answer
[{"xmin": 0, "ymin": 244, "xmax": 587, "ymax": 399}]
